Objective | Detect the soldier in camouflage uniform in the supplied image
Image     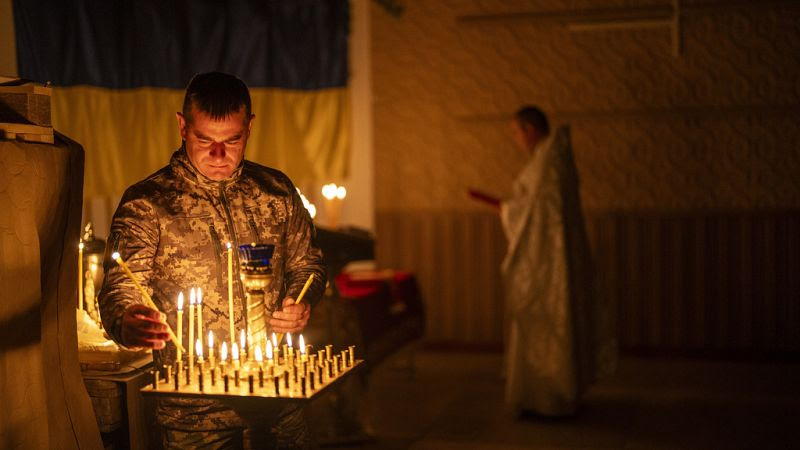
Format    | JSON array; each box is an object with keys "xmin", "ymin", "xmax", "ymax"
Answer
[{"xmin": 99, "ymin": 72, "xmax": 327, "ymax": 449}]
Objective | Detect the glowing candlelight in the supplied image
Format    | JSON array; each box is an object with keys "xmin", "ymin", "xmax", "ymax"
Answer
[
  {"xmin": 176, "ymin": 292, "xmax": 184, "ymax": 362},
  {"xmin": 248, "ymin": 329, "xmax": 254, "ymax": 362},
  {"xmin": 299, "ymin": 334, "xmax": 306, "ymax": 355},
  {"xmin": 266, "ymin": 340, "xmax": 274, "ymax": 364},
  {"xmin": 255, "ymin": 345, "xmax": 263, "ymax": 366},
  {"xmin": 110, "ymin": 252, "xmax": 184, "ymax": 352},
  {"xmin": 221, "ymin": 341, "xmax": 228, "ymax": 372},
  {"xmin": 232, "ymin": 342, "xmax": 240, "ymax": 368},
  {"xmin": 227, "ymin": 242, "xmax": 235, "ymax": 347},
  {"xmin": 196, "ymin": 338, "xmax": 203, "ymax": 362},
  {"xmin": 287, "ymin": 332, "xmax": 293, "ymax": 348},
  {"xmin": 78, "ymin": 241, "xmax": 84, "ymax": 310},
  {"xmin": 271, "ymin": 332, "xmax": 278, "ymax": 349}
]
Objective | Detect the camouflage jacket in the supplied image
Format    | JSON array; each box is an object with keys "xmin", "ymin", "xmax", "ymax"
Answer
[{"xmin": 99, "ymin": 146, "xmax": 326, "ymax": 430}]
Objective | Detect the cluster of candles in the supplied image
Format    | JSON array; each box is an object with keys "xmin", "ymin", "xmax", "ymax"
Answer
[
  {"xmin": 151, "ymin": 331, "xmax": 357, "ymax": 397},
  {"xmin": 109, "ymin": 251, "xmax": 357, "ymax": 398}
]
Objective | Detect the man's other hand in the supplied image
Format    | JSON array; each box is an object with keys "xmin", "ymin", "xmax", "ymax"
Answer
[
  {"xmin": 269, "ymin": 297, "xmax": 310, "ymax": 333},
  {"xmin": 121, "ymin": 304, "xmax": 169, "ymax": 349}
]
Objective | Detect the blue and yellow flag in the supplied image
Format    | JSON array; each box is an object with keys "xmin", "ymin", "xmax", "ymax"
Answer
[{"xmin": 13, "ymin": 0, "xmax": 350, "ymax": 199}]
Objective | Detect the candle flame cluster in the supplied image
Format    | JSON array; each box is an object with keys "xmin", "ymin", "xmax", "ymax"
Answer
[
  {"xmin": 295, "ymin": 187, "xmax": 316, "ymax": 219},
  {"xmin": 321, "ymin": 183, "xmax": 346, "ymax": 200},
  {"xmin": 149, "ymin": 330, "xmax": 359, "ymax": 399}
]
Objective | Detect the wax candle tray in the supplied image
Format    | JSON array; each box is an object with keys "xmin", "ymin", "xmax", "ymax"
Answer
[{"xmin": 141, "ymin": 359, "xmax": 363, "ymax": 404}]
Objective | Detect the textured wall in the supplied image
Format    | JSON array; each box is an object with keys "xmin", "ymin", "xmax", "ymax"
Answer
[
  {"xmin": 373, "ymin": 0, "xmax": 800, "ymax": 212},
  {"xmin": 371, "ymin": 0, "xmax": 800, "ymax": 350}
]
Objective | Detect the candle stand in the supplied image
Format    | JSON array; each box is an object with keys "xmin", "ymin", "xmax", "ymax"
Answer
[{"xmin": 142, "ymin": 346, "xmax": 361, "ymax": 405}]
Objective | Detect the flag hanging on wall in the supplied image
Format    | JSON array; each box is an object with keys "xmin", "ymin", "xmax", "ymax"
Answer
[{"xmin": 13, "ymin": 0, "xmax": 350, "ymax": 199}]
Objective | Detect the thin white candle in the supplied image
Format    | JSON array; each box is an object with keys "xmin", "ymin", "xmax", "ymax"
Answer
[
  {"xmin": 208, "ymin": 330, "xmax": 215, "ymax": 361},
  {"xmin": 197, "ymin": 288, "xmax": 203, "ymax": 358},
  {"xmin": 226, "ymin": 242, "xmax": 235, "ymax": 347},
  {"xmin": 196, "ymin": 338, "xmax": 203, "ymax": 362},
  {"xmin": 176, "ymin": 292, "xmax": 184, "ymax": 362},
  {"xmin": 110, "ymin": 252, "xmax": 185, "ymax": 352},
  {"xmin": 255, "ymin": 345, "xmax": 263, "ymax": 364},
  {"xmin": 189, "ymin": 288, "xmax": 195, "ymax": 378}
]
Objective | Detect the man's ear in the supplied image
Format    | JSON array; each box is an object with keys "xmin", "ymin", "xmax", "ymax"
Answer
[
  {"xmin": 248, "ymin": 114, "xmax": 255, "ymax": 133},
  {"xmin": 176, "ymin": 112, "xmax": 188, "ymax": 140}
]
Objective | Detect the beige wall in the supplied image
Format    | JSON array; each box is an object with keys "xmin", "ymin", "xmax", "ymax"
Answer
[
  {"xmin": 0, "ymin": 0, "xmax": 18, "ymax": 77},
  {"xmin": 373, "ymin": 0, "xmax": 799, "ymax": 213},
  {"xmin": 371, "ymin": 1, "xmax": 800, "ymax": 349}
]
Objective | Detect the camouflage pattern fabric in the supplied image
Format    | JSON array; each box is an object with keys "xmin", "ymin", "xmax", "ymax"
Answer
[
  {"xmin": 163, "ymin": 404, "xmax": 310, "ymax": 449},
  {"xmin": 98, "ymin": 146, "xmax": 326, "ymax": 431}
]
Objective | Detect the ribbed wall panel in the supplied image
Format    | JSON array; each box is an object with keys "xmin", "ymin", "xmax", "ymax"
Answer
[{"xmin": 376, "ymin": 210, "xmax": 800, "ymax": 356}]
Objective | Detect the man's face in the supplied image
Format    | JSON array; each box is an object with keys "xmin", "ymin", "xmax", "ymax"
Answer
[
  {"xmin": 177, "ymin": 106, "xmax": 254, "ymax": 180},
  {"xmin": 511, "ymin": 119, "xmax": 539, "ymax": 154}
]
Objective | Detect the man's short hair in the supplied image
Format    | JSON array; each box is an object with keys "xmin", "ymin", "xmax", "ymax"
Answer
[
  {"xmin": 182, "ymin": 72, "xmax": 252, "ymax": 123},
  {"xmin": 515, "ymin": 106, "xmax": 550, "ymax": 136}
]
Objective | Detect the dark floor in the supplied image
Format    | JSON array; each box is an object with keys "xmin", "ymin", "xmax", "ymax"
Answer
[{"xmin": 323, "ymin": 348, "xmax": 800, "ymax": 449}]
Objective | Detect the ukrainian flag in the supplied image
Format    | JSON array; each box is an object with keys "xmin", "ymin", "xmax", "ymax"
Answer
[{"xmin": 13, "ymin": 0, "xmax": 350, "ymax": 201}]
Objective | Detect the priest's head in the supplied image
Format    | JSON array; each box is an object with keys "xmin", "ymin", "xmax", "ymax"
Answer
[
  {"xmin": 512, "ymin": 106, "xmax": 550, "ymax": 154},
  {"xmin": 177, "ymin": 71, "xmax": 255, "ymax": 180}
]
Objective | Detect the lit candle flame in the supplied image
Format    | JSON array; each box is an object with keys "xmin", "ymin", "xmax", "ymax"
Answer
[
  {"xmin": 197, "ymin": 287, "xmax": 202, "ymax": 304},
  {"xmin": 322, "ymin": 183, "xmax": 336, "ymax": 200},
  {"xmin": 178, "ymin": 292, "xmax": 184, "ymax": 311},
  {"xmin": 208, "ymin": 330, "xmax": 214, "ymax": 348},
  {"xmin": 190, "ymin": 287, "xmax": 196, "ymax": 305},
  {"xmin": 336, "ymin": 185, "xmax": 346, "ymax": 199},
  {"xmin": 226, "ymin": 242, "xmax": 232, "ymax": 250},
  {"xmin": 79, "ymin": 241, "xmax": 85, "ymax": 251},
  {"xmin": 255, "ymin": 345, "xmax": 263, "ymax": 362},
  {"xmin": 287, "ymin": 332, "xmax": 293, "ymax": 348},
  {"xmin": 266, "ymin": 340, "xmax": 274, "ymax": 360},
  {"xmin": 196, "ymin": 338, "xmax": 203, "ymax": 359},
  {"xmin": 221, "ymin": 341, "xmax": 228, "ymax": 362},
  {"xmin": 111, "ymin": 251, "xmax": 120, "ymax": 260},
  {"xmin": 232, "ymin": 343, "xmax": 239, "ymax": 361},
  {"xmin": 299, "ymin": 334, "xmax": 306, "ymax": 354},
  {"xmin": 240, "ymin": 329, "xmax": 246, "ymax": 350},
  {"xmin": 271, "ymin": 332, "xmax": 278, "ymax": 348}
]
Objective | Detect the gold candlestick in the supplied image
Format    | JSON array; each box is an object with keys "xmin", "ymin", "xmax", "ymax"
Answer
[{"xmin": 111, "ymin": 252, "xmax": 185, "ymax": 352}]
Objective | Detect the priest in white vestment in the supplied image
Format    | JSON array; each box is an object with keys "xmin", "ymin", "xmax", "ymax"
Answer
[{"xmin": 500, "ymin": 106, "xmax": 617, "ymax": 417}]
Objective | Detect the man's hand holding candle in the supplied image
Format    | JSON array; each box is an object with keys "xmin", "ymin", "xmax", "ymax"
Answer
[
  {"xmin": 270, "ymin": 297, "xmax": 310, "ymax": 333},
  {"xmin": 121, "ymin": 304, "xmax": 170, "ymax": 349}
]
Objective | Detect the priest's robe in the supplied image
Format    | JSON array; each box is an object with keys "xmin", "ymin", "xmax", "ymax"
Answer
[{"xmin": 500, "ymin": 126, "xmax": 617, "ymax": 416}]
